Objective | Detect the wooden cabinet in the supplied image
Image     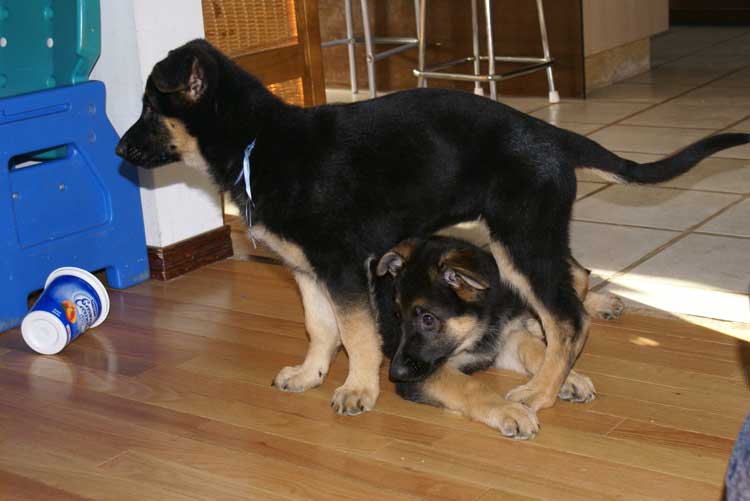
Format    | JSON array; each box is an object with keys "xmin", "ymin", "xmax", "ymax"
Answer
[{"xmin": 202, "ymin": 0, "xmax": 326, "ymax": 106}]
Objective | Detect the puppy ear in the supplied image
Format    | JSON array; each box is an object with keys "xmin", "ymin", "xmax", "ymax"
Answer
[
  {"xmin": 152, "ymin": 55, "xmax": 207, "ymax": 101},
  {"xmin": 440, "ymin": 249, "xmax": 490, "ymax": 290},
  {"xmin": 376, "ymin": 239, "xmax": 417, "ymax": 277},
  {"xmin": 442, "ymin": 267, "xmax": 489, "ymax": 290}
]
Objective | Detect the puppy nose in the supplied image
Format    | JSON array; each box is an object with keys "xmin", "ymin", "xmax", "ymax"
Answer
[{"xmin": 389, "ymin": 361, "xmax": 412, "ymax": 383}]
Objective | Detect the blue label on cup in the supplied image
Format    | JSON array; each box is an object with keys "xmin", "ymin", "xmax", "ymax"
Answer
[{"xmin": 30, "ymin": 275, "xmax": 102, "ymax": 342}]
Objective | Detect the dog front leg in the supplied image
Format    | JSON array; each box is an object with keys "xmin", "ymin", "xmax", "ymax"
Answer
[
  {"xmin": 397, "ymin": 365, "xmax": 539, "ymax": 440},
  {"xmin": 273, "ymin": 272, "xmax": 341, "ymax": 392},
  {"xmin": 330, "ymin": 302, "xmax": 383, "ymax": 415}
]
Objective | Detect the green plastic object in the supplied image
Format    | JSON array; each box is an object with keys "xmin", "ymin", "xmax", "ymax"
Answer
[{"xmin": 0, "ymin": 0, "xmax": 101, "ymax": 98}]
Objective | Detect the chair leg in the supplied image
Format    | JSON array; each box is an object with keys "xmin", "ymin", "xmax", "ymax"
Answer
[
  {"xmin": 535, "ymin": 0, "xmax": 559, "ymax": 103},
  {"xmin": 344, "ymin": 0, "xmax": 358, "ymax": 95},
  {"xmin": 483, "ymin": 0, "xmax": 497, "ymax": 100},
  {"xmin": 360, "ymin": 0, "xmax": 377, "ymax": 98},
  {"xmin": 417, "ymin": 0, "xmax": 428, "ymax": 88},
  {"xmin": 471, "ymin": 0, "xmax": 483, "ymax": 96}
]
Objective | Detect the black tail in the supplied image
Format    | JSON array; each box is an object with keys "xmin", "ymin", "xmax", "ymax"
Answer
[{"xmin": 572, "ymin": 132, "xmax": 749, "ymax": 184}]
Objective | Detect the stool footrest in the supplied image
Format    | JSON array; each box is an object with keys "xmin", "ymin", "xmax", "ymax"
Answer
[{"xmin": 414, "ymin": 58, "xmax": 554, "ymax": 83}]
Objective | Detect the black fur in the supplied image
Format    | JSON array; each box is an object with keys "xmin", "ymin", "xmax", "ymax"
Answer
[{"xmin": 116, "ymin": 39, "xmax": 749, "ymax": 407}]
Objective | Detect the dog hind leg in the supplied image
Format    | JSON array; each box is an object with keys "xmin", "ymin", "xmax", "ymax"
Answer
[
  {"xmin": 489, "ymin": 240, "xmax": 590, "ymax": 411},
  {"xmin": 329, "ymin": 301, "xmax": 383, "ymax": 416}
]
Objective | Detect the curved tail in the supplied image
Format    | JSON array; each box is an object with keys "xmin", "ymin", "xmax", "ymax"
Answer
[{"xmin": 572, "ymin": 132, "xmax": 749, "ymax": 184}]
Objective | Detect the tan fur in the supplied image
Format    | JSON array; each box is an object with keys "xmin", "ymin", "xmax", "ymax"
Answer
[
  {"xmin": 162, "ymin": 117, "xmax": 207, "ymax": 170},
  {"xmin": 423, "ymin": 365, "xmax": 539, "ymax": 439},
  {"xmin": 445, "ymin": 315, "xmax": 484, "ymax": 352},
  {"xmin": 577, "ymin": 167, "xmax": 624, "ymax": 184},
  {"xmin": 488, "ymin": 240, "xmax": 576, "ymax": 411},
  {"xmin": 494, "ymin": 327, "xmax": 596, "ymax": 403},
  {"xmin": 569, "ymin": 257, "xmax": 591, "ymax": 300},
  {"xmin": 330, "ymin": 304, "xmax": 383, "ymax": 415},
  {"xmin": 273, "ymin": 272, "xmax": 341, "ymax": 392},
  {"xmin": 250, "ymin": 224, "xmax": 314, "ymax": 275}
]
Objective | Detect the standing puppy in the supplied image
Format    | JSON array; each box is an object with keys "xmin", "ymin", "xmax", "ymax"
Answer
[{"xmin": 116, "ymin": 39, "xmax": 749, "ymax": 415}]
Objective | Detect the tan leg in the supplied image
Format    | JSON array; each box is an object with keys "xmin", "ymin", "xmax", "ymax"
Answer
[
  {"xmin": 273, "ymin": 272, "xmax": 341, "ymax": 392},
  {"xmin": 569, "ymin": 256, "xmax": 625, "ymax": 321},
  {"xmin": 330, "ymin": 303, "xmax": 383, "ymax": 415},
  {"xmin": 496, "ymin": 327, "xmax": 596, "ymax": 403},
  {"xmin": 421, "ymin": 365, "xmax": 539, "ymax": 439},
  {"xmin": 489, "ymin": 241, "xmax": 589, "ymax": 411}
]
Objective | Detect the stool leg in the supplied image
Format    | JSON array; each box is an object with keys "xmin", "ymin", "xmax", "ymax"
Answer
[
  {"xmin": 484, "ymin": 0, "xmax": 497, "ymax": 100},
  {"xmin": 471, "ymin": 0, "xmax": 483, "ymax": 96},
  {"xmin": 417, "ymin": 0, "xmax": 427, "ymax": 88},
  {"xmin": 536, "ymin": 0, "xmax": 560, "ymax": 103},
  {"xmin": 345, "ymin": 0, "xmax": 358, "ymax": 95},
  {"xmin": 360, "ymin": 0, "xmax": 377, "ymax": 98}
]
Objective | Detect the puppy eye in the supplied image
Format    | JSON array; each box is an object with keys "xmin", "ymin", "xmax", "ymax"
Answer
[{"xmin": 419, "ymin": 312, "xmax": 437, "ymax": 331}]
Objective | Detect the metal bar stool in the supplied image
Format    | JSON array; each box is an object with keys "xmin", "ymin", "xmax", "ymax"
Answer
[
  {"xmin": 414, "ymin": 0, "xmax": 560, "ymax": 103},
  {"xmin": 322, "ymin": 0, "xmax": 421, "ymax": 98}
]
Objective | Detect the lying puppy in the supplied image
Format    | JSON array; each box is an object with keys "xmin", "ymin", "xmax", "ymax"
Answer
[
  {"xmin": 370, "ymin": 236, "xmax": 599, "ymax": 439},
  {"xmin": 116, "ymin": 39, "xmax": 749, "ymax": 415}
]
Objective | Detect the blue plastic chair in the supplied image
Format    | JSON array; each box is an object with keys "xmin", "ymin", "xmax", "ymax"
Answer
[{"xmin": 0, "ymin": 82, "xmax": 149, "ymax": 331}]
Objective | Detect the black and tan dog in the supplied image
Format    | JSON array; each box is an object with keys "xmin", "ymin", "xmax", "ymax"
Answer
[
  {"xmin": 116, "ymin": 39, "xmax": 749, "ymax": 416},
  {"xmin": 370, "ymin": 236, "xmax": 602, "ymax": 439}
]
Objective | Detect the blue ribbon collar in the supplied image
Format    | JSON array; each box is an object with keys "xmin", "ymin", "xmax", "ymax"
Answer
[{"xmin": 234, "ymin": 139, "xmax": 257, "ymax": 246}]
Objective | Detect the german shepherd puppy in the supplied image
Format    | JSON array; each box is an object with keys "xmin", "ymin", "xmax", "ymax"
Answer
[
  {"xmin": 370, "ymin": 236, "xmax": 599, "ymax": 439},
  {"xmin": 115, "ymin": 39, "xmax": 748, "ymax": 416}
]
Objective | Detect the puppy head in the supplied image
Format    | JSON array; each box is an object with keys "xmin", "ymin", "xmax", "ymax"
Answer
[
  {"xmin": 116, "ymin": 39, "xmax": 218, "ymax": 169},
  {"xmin": 376, "ymin": 237, "xmax": 495, "ymax": 383}
]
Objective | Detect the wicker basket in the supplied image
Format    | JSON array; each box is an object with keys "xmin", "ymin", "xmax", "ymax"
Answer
[{"xmin": 202, "ymin": 0, "xmax": 298, "ymax": 57}]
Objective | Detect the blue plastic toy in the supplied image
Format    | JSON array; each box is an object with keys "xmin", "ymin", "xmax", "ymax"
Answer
[
  {"xmin": 0, "ymin": 82, "xmax": 149, "ymax": 331},
  {"xmin": 0, "ymin": 0, "xmax": 102, "ymax": 98}
]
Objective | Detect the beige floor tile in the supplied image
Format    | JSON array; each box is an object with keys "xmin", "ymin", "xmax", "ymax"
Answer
[
  {"xmin": 622, "ymin": 101, "xmax": 749, "ymax": 129},
  {"xmin": 711, "ymin": 68, "xmax": 750, "ymax": 88},
  {"xmin": 678, "ymin": 86, "xmax": 750, "ymax": 109},
  {"xmin": 660, "ymin": 157, "xmax": 750, "ymax": 194},
  {"xmin": 531, "ymin": 101, "xmax": 649, "ymax": 125},
  {"xmin": 577, "ymin": 181, "xmax": 606, "ymax": 200},
  {"xmin": 715, "ymin": 121, "xmax": 750, "ymax": 160},
  {"xmin": 576, "ymin": 169, "xmax": 610, "ymax": 182},
  {"xmin": 607, "ymin": 233, "xmax": 750, "ymax": 295},
  {"xmin": 659, "ymin": 52, "xmax": 750, "ymax": 73},
  {"xmin": 586, "ymin": 82, "xmax": 693, "ymax": 104},
  {"xmin": 587, "ymin": 125, "xmax": 711, "ymax": 155},
  {"xmin": 497, "ymin": 96, "xmax": 552, "ymax": 113},
  {"xmin": 602, "ymin": 277, "xmax": 749, "ymax": 323},
  {"xmin": 573, "ymin": 185, "xmax": 740, "ymax": 231},
  {"xmin": 570, "ymin": 221, "xmax": 677, "ymax": 285},
  {"xmin": 626, "ymin": 66, "xmax": 728, "ymax": 86},
  {"xmin": 551, "ymin": 122, "xmax": 602, "ymax": 135},
  {"xmin": 698, "ymin": 199, "xmax": 750, "ymax": 237}
]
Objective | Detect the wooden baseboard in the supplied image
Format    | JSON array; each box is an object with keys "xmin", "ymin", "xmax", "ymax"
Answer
[{"xmin": 147, "ymin": 225, "xmax": 233, "ymax": 281}]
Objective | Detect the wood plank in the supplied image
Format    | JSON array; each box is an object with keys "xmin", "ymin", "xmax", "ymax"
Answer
[{"xmin": 0, "ymin": 469, "xmax": 90, "ymax": 501}]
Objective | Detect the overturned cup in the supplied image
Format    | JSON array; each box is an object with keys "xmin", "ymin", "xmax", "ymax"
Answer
[{"xmin": 21, "ymin": 267, "xmax": 110, "ymax": 355}]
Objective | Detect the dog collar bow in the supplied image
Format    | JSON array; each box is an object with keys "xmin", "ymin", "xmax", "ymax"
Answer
[{"xmin": 234, "ymin": 139, "xmax": 257, "ymax": 246}]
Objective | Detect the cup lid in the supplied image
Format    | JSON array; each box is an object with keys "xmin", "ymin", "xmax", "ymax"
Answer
[{"xmin": 21, "ymin": 310, "xmax": 69, "ymax": 355}]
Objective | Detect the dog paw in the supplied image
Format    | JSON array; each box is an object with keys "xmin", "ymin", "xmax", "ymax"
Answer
[
  {"xmin": 273, "ymin": 365, "xmax": 325, "ymax": 393},
  {"xmin": 558, "ymin": 371, "xmax": 596, "ymax": 403},
  {"xmin": 485, "ymin": 402, "xmax": 540, "ymax": 440},
  {"xmin": 586, "ymin": 292, "xmax": 625, "ymax": 321},
  {"xmin": 331, "ymin": 383, "xmax": 378, "ymax": 416},
  {"xmin": 505, "ymin": 383, "xmax": 557, "ymax": 411}
]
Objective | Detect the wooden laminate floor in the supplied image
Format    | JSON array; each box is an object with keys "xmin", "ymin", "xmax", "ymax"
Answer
[{"xmin": 0, "ymin": 258, "xmax": 748, "ymax": 500}]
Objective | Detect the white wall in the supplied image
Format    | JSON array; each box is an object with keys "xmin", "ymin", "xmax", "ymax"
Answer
[{"xmin": 91, "ymin": 0, "xmax": 224, "ymax": 248}]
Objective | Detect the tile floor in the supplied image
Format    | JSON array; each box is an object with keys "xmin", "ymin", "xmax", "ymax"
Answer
[{"xmin": 325, "ymin": 26, "xmax": 750, "ymax": 329}]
